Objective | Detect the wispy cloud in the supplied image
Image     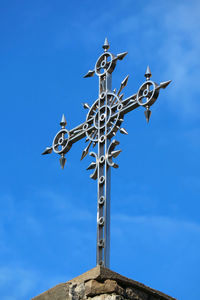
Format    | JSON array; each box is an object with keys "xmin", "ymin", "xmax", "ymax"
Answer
[
  {"xmin": 58, "ymin": 0, "xmax": 200, "ymax": 119},
  {"xmin": 37, "ymin": 189, "xmax": 94, "ymax": 222},
  {"xmin": 0, "ymin": 264, "xmax": 72, "ymax": 300},
  {"xmin": 112, "ymin": 213, "xmax": 200, "ymax": 246}
]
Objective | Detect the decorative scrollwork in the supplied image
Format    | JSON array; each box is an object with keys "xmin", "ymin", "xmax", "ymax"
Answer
[
  {"xmin": 107, "ymin": 140, "xmax": 121, "ymax": 169},
  {"xmin": 86, "ymin": 152, "xmax": 98, "ymax": 180}
]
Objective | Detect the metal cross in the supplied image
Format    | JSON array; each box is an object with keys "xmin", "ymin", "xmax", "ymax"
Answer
[{"xmin": 42, "ymin": 38, "xmax": 171, "ymax": 268}]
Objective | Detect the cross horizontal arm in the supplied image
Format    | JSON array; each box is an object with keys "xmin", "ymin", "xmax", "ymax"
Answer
[
  {"xmin": 65, "ymin": 94, "xmax": 137, "ymax": 147},
  {"xmin": 54, "ymin": 94, "xmax": 138, "ymax": 148},
  {"xmin": 68, "ymin": 122, "xmax": 86, "ymax": 143}
]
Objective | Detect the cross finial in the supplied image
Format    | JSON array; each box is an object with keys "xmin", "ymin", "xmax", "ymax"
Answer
[
  {"xmin": 60, "ymin": 114, "xmax": 67, "ymax": 128},
  {"xmin": 102, "ymin": 37, "xmax": 110, "ymax": 52},
  {"xmin": 145, "ymin": 65, "xmax": 152, "ymax": 80}
]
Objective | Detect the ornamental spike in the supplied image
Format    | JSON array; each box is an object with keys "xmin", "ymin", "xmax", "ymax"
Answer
[
  {"xmin": 59, "ymin": 154, "xmax": 66, "ymax": 169},
  {"xmin": 102, "ymin": 37, "xmax": 110, "ymax": 51},
  {"xmin": 42, "ymin": 147, "xmax": 52, "ymax": 155},
  {"xmin": 82, "ymin": 102, "xmax": 90, "ymax": 109},
  {"xmin": 119, "ymin": 128, "xmax": 128, "ymax": 135},
  {"xmin": 121, "ymin": 75, "xmax": 129, "ymax": 87},
  {"xmin": 81, "ymin": 141, "xmax": 92, "ymax": 160},
  {"xmin": 116, "ymin": 52, "xmax": 128, "ymax": 61},
  {"xmin": 111, "ymin": 149, "xmax": 122, "ymax": 158},
  {"xmin": 60, "ymin": 114, "xmax": 67, "ymax": 127},
  {"xmin": 144, "ymin": 107, "xmax": 152, "ymax": 123},
  {"xmin": 160, "ymin": 80, "xmax": 172, "ymax": 89},
  {"xmin": 117, "ymin": 75, "xmax": 129, "ymax": 96},
  {"xmin": 145, "ymin": 65, "xmax": 152, "ymax": 80},
  {"xmin": 83, "ymin": 70, "xmax": 95, "ymax": 78},
  {"xmin": 86, "ymin": 162, "xmax": 97, "ymax": 170}
]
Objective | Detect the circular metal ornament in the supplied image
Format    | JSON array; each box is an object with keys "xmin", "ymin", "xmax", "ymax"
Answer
[
  {"xmin": 99, "ymin": 135, "xmax": 106, "ymax": 143},
  {"xmin": 99, "ymin": 196, "xmax": 105, "ymax": 205},
  {"xmin": 85, "ymin": 92, "xmax": 123, "ymax": 142},
  {"xmin": 136, "ymin": 80, "xmax": 159, "ymax": 107},
  {"xmin": 98, "ymin": 239, "xmax": 104, "ymax": 247},
  {"xmin": 95, "ymin": 52, "xmax": 116, "ymax": 76},
  {"xmin": 99, "ymin": 155, "xmax": 105, "ymax": 164},
  {"xmin": 99, "ymin": 176, "xmax": 105, "ymax": 184},
  {"xmin": 98, "ymin": 217, "xmax": 105, "ymax": 226},
  {"xmin": 53, "ymin": 128, "xmax": 70, "ymax": 154}
]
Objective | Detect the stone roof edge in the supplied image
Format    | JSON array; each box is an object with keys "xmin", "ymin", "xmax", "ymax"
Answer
[{"xmin": 68, "ymin": 266, "xmax": 176, "ymax": 300}]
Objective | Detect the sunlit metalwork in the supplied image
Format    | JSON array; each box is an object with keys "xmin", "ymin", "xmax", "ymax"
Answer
[{"xmin": 42, "ymin": 38, "xmax": 171, "ymax": 268}]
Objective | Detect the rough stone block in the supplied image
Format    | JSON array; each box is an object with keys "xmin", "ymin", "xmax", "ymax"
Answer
[
  {"xmin": 85, "ymin": 280, "xmax": 125, "ymax": 297},
  {"xmin": 87, "ymin": 294, "xmax": 124, "ymax": 300},
  {"xmin": 126, "ymin": 287, "xmax": 148, "ymax": 300}
]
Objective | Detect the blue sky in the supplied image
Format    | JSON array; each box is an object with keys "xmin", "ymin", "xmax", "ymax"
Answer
[{"xmin": 0, "ymin": 0, "xmax": 200, "ymax": 299}]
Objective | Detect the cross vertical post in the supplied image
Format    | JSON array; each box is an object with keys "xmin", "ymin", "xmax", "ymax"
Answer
[
  {"xmin": 42, "ymin": 38, "xmax": 171, "ymax": 268},
  {"xmin": 97, "ymin": 42, "xmax": 112, "ymax": 266}
]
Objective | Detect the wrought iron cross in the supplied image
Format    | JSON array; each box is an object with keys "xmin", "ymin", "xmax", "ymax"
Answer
[{"xmin": 42, "ymin": 38, "xmax": 171, "ymax": 268}]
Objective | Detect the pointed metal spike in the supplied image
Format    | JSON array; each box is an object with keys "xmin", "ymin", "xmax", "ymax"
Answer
[
  {"xmin": 93, "ymin": 141, "xmax": 97, "ymax": 148},
  {"xmin": 102, "ymin": 37, "xmax": 110, "ymax": 51},
  {"xmin": 111, "ymin": 149, "xmax": 122, "ymax": 158},
  {"xmin": 113, "ymin": 88, "xmax": 116, "ymax": 94},
  {"xmin": 59, "ymin": 155, "xmax": 66, "ymax": 169},
  {"xmin": 42, "ymin": 147, "xmax": 52, "ymax": 155},
  {"xmin": 86, "ymin": 162, "xmax": 96, "ymax": 170},
  {"xmin": 117, "ymin": 75, "xmax": 129, "ymax": 96},
  {"xmin": 83, "ymin": 70, "xmax": 95, "ymax": 78},
  {"xmin": 145, "ymin": 65, "xmax": 152, "ymax": 79},
  {"xmin": 82, "ymin": 102, "xmax": 90, "ymax": 109},
  {"xmin": 121, "ymin": 75, "xmax": 129, "ymax": 87},
  {"xmin": 112, "ymin": 139, "xmax": 120, "ymax": 146},
  {"xmin": 144, "ymin": 108, "xmax": 151, "ymax": 123},
  {"xmin": 80, "ymin": 142, "xmax": 92, "ymax": 160},
  {"xmin": 117, "ymin": 52, "xmax": 128, "ymax": 60},
  {"xmin": 119, "ymin": 118, "xmax": 124, "ymax": 122},
  {"xmin": 120, "ymin": 128, "xmax": 128, "ymax": 135},
  {"xmin": 81, "ymin": 149, "xmax": 88, "ymax": 160},
  {"xmin": 160, "ymin": 80, "xmax": 172, "ymax": 89},
  {"xmin": 60, "ymin": 114, "xmax": 67, "ymax": 127},
  {"xmin": 113, "ymin": 163, "xmax": 119, "ymax": 169}
]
